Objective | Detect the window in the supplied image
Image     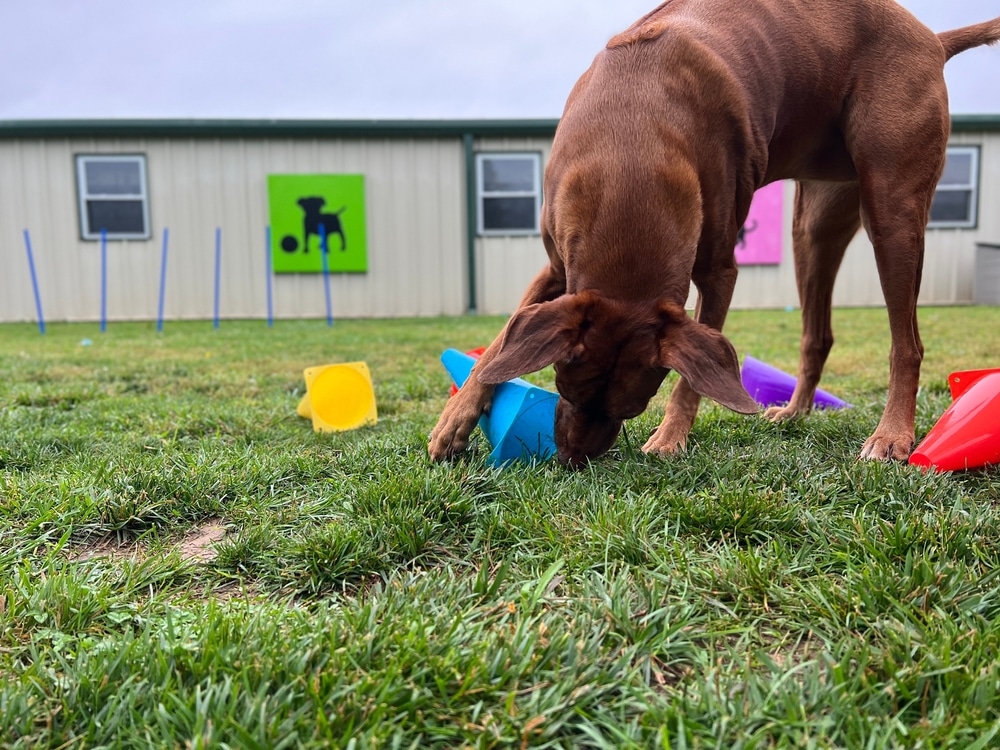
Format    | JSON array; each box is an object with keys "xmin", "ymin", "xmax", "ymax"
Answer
[
  {"xmin": 476, "ymin": 153, "xmax": 541, "ymax": 235},
  {"xmin": 929, "ymin": 146, "xmax": 979, "ymax": 229},
  {"xmin": 75, "ymin": 154, "xmax": 150, "ymax": 240}
]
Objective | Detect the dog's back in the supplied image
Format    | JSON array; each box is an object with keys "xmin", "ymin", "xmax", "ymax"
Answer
[{"xmin": 557, "ymin": 0, "xmax": 947, "ymax": 189}]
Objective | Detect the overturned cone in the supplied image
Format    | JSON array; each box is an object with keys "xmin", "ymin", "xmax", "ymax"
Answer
[
  {"xmin": 297, "ymin": 362, "xmax": 378, "ymax": 433},
  {"xmin": 740, "ymin": 355, "xmax": 850, "ymax": 410},
  {"xmin": 910, "ymin": 370, "xmax": 1000, "ymax": 473},
  {"xmin": 442, "ymin": 348, "xmax": 558, "ymax": 468}
]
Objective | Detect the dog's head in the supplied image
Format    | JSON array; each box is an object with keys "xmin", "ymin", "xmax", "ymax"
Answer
[
  {"xmin": 476, "ymin": 291, "xmax": 758, "ymax": 468},
  {"xmin": 297, "ymin": 197, "xmax": 326, "ymax": 214}
]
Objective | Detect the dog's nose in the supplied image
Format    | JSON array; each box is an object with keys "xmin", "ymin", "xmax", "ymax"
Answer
[
  {"xmin": 556, "ymin": 447, "xmax": 591, "ymax": 470},
  {"xmin": 555, "ymin": 411, "xmax": 623, "ymax": 469}
]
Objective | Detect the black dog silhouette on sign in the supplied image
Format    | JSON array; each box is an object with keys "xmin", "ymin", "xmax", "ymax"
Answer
[
  {"xmin": 736, "ymin": 219, "xmax": 758, "ymax": 249},
  {"xmin": 297, "ymin": 196, "xmax": 347, "ymax": 252}
]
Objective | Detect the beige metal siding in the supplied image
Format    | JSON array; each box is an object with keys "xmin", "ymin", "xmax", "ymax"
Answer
[{"xmin": 1, "ymin": 136, "xmax": 466, "ymax": 322}]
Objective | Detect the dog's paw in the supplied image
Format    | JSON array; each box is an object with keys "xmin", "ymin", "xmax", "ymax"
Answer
[
  {"xmin": 641, "ymin": 427, "xmax": 688, "ymax": 457},
  {"xmin": 428, "ymin": 429, "xmax": 469, "ymax": 462},
  {"xmin": 428, "ymin": 398, "xmax": 485, "ymax": 462},
  {"xmin": 763, "ymin": 404, "xmax": 809, "ymax": 422},
  {"xmin": 859, "ymin": 431, "xmax": 914, "ymax": 462},
  {"xmin": 428, "ymin": 419, "xmax": 475, "ymax": 461}
]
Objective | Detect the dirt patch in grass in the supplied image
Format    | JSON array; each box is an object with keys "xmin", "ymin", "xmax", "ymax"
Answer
[
  {"xmin": 67, "ymin": 519, "xmax": 227, "ymax": 565},
  {"xmin": 178, "ymin": 519, "xmax": 227, "ymax": 563},
  {"xmin": 68, "ymin": 535, "xmax": 147, "ymax": 563}
]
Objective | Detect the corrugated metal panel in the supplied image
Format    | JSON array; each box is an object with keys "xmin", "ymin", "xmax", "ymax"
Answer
[
  {"xmin": 819, "ymin": 131, "xmax": 1000, "ymax": 309},
  {"xmin": 1, "ymin": 136, "xmax": 466, "ymax": 322}
]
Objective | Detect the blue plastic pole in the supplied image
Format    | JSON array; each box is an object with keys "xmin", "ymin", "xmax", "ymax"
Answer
[
  {"xmin": 214, "ymin": 227, "xmax": 222, "ymax": 329},
  {"xmin": 319, "ymin": 224, "xmax": 333, "ymax": 327},
  {"xmin": 157, "ymin": 227, "xmax": 169, "ymax": 333},
  {"xmin": 100, "ymin": 228, "xmax": 108, "ymax": 333},
  {"xmin": 265, "ymin": 225, "xmax": 274, "ymax": 327},
  {"xmin": 22, "ymin": 229, "xmax": 45, "ymax": 334}
]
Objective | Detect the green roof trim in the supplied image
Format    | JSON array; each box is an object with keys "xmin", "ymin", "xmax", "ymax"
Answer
[
  {"xmin": 1, "ymin": 114, "xmax": 997, "ymax": 139},
  {"xmin": 0, "ymin": 118, "xmax": 561, "ymax": 139},
  {"xmin": 950, "ymin": 114, "xmax": 1000, "ymax": 132}
]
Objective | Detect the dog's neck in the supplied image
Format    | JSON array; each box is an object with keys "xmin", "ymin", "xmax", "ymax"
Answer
[{"xmin": 544, "ymin": 150, "xmax": 702, "ymax": 307}]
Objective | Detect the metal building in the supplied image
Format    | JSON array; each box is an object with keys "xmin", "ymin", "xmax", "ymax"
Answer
[{"xmin": 1, "ymin": 117, "xmax": 997, "ymax": 323}]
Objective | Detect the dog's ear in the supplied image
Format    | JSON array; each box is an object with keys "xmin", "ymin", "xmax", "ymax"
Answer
[
  {"xmin": 476, "ymin": 295, "xmax": 587, "ymax": 384},
  {"xmin": 657, "ymin": 304, "xmax": 759, "ymax": 414}
]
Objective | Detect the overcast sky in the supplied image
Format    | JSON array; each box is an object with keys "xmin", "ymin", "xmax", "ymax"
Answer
[{"xmin": 1, "ymin": 0, "xmax": 998, "ymax": 120}]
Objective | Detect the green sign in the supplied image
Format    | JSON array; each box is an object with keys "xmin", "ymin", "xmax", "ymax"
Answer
[{"xmin": 267, "ymin": 174, "xmax": 367, "ymax": 273}]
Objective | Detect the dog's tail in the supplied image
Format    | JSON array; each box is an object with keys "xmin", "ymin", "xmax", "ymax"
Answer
[{"xmin": 939, "ymin": 17, "xmax": 1000, "ymax": 61}]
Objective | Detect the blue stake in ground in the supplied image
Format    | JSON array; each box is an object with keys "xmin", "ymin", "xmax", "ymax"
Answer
[
  {"xmin": 441, "ymin": 349, "xmax": 559, "ymax": 467},
  {"xmin": 157, "ymin": 228, "xmax": 169, "ymax": 333},
  {"xmin": 265, "ymin": 225, "xmax": 274, "ymax": 327},
  {"xmin": 100, "ymin": 228, "xmax": 108, "ymax": 333},
  {"xmin": 319, "ymin": 224, "xmax": 333, "ymax": 327},
  {"xmin": 214, "ymin": 227, "xmax": 222, "ymax": 329},
  {"xmin": 22, "ymin": 229, "xmax": 45, "ymax": 334}
]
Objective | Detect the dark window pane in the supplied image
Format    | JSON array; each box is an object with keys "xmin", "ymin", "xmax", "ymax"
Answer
[
  {"xmin": 87, "ymin": 200, "xmax": 146, "ymax": 234},
  {"xmin": 85, "ymin": 160, "xmax": 142, "ymax": 195},
  {"xmin": 483, "ymin": 158, "xmax": 535, "ymax": 192},
  {"xmin": 929, "ymin": 190, "xmax": 971, "ymax": 223},
  {"xmin": 483, "ymin": 197, "xmax": 536, "ymax": 231},
  {"xmin": 939, "ymin": 152, "xmax": 972, "ymax": 186}
]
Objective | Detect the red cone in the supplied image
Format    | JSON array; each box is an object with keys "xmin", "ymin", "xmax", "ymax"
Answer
[
  {"xmin": 449, "ymin": 347, "xmax": 486, "ymax": 397},
  {"xmin": 948, "ymin": 368, "xmax": 1000, "ymax": 400},
  {"xmin": 910, "ymin": 371, "xmax": 1000, "ymax": 472}
]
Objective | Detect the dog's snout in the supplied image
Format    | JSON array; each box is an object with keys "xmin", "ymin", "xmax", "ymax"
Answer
[{"xmin": 554, "ymin": 400, "xmax": 623, "ymax": 468}]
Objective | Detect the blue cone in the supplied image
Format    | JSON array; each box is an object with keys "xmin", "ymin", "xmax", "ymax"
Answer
[{"xmin": 441, "ymin": 348, "xmax": 559, "ymax": 467}]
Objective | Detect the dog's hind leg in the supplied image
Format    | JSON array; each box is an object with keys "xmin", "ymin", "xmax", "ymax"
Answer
[
  {"xmin": 765, "ymin": 181, "xmax": 860, "ymax": 423},
  {"xmin": 848, "ymin": 79, "xmax": 948, "ymax": 460}
]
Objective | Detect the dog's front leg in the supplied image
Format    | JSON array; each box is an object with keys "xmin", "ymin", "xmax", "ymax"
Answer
[
  {"xmin": 644, "ymin": 265, "xmax": 739, "ymax": 456},
  {"xmin": 643, "ymin": 377, "xmax": 702, "ymax": 455},
  {"xmin": 428, "ymin": 368, "xmax": 497, "ymax": 461}
]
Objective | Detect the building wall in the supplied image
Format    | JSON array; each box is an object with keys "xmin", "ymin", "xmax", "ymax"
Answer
[
  {"xmin": 477, "ymin": 131, "xmax": 1000, "ymax": 314},
  {"xmin": 2, "ymin": 125, "xmax": 998, "ymax": 323},
  {"xmin": 730, "ymin": 130, "xmax": 1000, "ymax": 309},
  {"xmin": 0, "ymin": 136, "xmax": 467, "ymax": 322}
]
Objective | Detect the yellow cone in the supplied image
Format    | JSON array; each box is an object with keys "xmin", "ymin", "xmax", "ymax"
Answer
[
  {"xmin": 299, "ymin": 362, "xmax": 378, "ymax": 433},
  {"xmin": 296, "ymin": 394, "xmax": 312, "ymax": 419}
]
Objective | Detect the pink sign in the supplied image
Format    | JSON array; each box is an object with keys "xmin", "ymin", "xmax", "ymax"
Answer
[{"xmin": 734, "ymin": 181, "xmax": 784, "ymax": 265}]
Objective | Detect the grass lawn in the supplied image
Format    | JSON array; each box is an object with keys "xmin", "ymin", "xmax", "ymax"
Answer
[{"xmin": 2, "ymin": 306, "xmax": 1000, "ymax": 748}]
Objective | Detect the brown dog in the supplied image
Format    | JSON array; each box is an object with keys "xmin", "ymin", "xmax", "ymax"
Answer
[{"xmin": 430, "ymin": 0, "xmax": 1000, "ymax": 468}]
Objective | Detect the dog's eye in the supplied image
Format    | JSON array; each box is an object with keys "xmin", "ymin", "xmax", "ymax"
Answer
[{"xmin": 564, "ymin": 343, "xmax": 586, "ymax": 364}]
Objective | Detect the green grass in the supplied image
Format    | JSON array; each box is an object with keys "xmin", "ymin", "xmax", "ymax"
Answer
[{"xmin": 2, "ymin": 307, "xmax": 1000, "ymax": 748}]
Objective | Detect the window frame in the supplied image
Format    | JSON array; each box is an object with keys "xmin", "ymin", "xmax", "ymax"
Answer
[
  {"xmin": 74, "ymin": 153, "xmax": 151, "ymax": 241},
  {"xmin": 928, "ymin": 145, "xmax": 980, "ymax": 230},
  {"xmin": 475, "ymin": 152, "xmax": 542, "ymax": 236}
]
